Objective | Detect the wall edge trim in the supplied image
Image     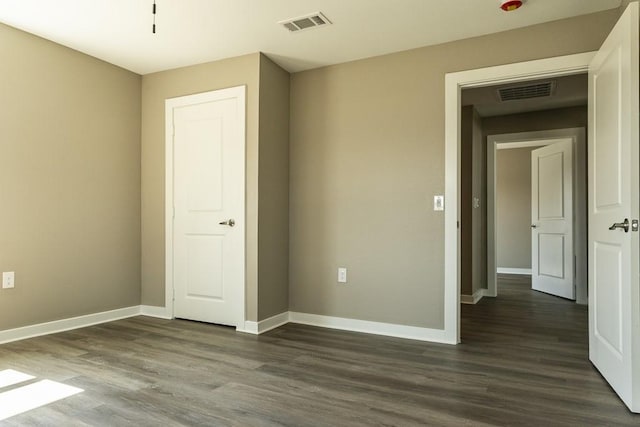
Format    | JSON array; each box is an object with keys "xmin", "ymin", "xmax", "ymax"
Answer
[
  {"xmin": 461, "ymin": 288, "xmax": 486, "ymax": 304},
  {"xmin": 239, "ymin": 311, "xmax": 290, "ymax": 335},
  {"xmin": 289, "ymin": 312, "xmax": 455, "ymax": 344},
  {"xmin": 0, "ymin": 309, "xmax": 457, "ymax": 345},
  {"xmin": 497, "ymin": 268, "xmax": 532, "ymax": 275},
  {"xmin": 140, "ymin": 305, "xmax": 173, "ymax": 319},
  {"xmin": 0, "ymin": 306, "xmax": 141, "ymax": 345}
]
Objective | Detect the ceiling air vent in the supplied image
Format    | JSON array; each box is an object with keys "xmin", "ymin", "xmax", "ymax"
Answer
[
  {"xmin": 279, "ymin": 12, "xmax": 332, "ymax": 33},
  {"xmin": 497, "ymin": 81, "xmax": 556, "ymax": 102}
]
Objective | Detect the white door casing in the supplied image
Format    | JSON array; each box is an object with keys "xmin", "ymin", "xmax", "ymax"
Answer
[
  {"xmin": 531, "ymin": 139, "xmax": 574, "ymax": 300},
  {"xmin": 588, "ymin": 2, "xmax": 640, "ymax": 413},
  {"xmin": 165, "ymin": 86, "xmax": 246, "ymax": 328}
]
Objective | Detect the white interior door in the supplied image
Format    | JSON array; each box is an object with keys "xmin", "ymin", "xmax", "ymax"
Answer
[
  {"xmin": 167, "ymin": 86, "xmax": 245, "ymax": 328},
  {"xmin": 588, "ymin": 2, "xmax": 639, "ymax": 413},
  {"xmin": 531, "ymin": 139, "xmax": 574, "ymax": 300}
]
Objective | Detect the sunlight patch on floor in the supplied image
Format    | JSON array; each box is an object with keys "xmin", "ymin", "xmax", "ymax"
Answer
[
  {"xmin": 0, "ymin": 369, "xmax": 34, "ymax": 388},
  {"xmin": 0, "ymin": 370, "xmax": 83, "ymax": 421}
]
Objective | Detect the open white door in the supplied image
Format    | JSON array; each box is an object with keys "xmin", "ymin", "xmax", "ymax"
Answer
[
  {"xmin": 531, "ymin": 139, "xmax": 574, "ymax": 300},
  {"xmin": 588, "ymin": 2, "xmax": 640, "ymax": 413}
]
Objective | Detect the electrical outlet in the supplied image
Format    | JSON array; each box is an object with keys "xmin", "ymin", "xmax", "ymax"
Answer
[
  {"xmin": 2, "ymin": 272, "xmax": 15, "ymax": 289},
  {"xmin": 337, "ymin": 267, "xmax": 347, "ymax": 283}
]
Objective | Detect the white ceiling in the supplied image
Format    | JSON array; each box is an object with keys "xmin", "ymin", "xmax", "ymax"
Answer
[{"xmin": 0, "ymin": 0, "xmax": 622, "ymax": 75}]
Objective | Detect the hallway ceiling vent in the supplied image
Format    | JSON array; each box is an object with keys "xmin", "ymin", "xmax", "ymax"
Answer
[
  {"xmin": 497, "ymin": 81, "xmax": 556, "ymax": 102},
  {"xmin": 279, "ymin": 12, "xmax": 332, "ymax": 33}
]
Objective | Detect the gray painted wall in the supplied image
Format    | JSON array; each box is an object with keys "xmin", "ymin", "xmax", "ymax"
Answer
[
  {"xmin": 0, "ymin": 23, "xmax": 141, "ymax": 330},
  {"xmin": 496, "ymin": 147, "xmax": 536, "ymax": 269},
  {"xmin": 461, "ymin": 107, "xmax": 485, "ymax": 296},
  {"xmin": 258, "ymin": 54, "xmax": 291, "ymax": 320},
  {"xmin": 290, "ymin": 11, "xmax": 617, "ymax": 329}
]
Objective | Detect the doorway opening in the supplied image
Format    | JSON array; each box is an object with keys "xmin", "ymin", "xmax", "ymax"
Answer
[
  {"xmin": 442, "ymin": 52, "xmax": 594, "ymax": 344},
  {"xmin": 458, "ymin": 73, "xmax": 589, "ymax": 345},
  {"xmin": 486, "ymin": 128, "xmax": 587, "ymax": 304}
]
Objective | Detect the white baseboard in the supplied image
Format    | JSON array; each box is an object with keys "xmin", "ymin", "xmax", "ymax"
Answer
[
  {"xmin": 497, "ymin": 267, "xmax": 532, "ymax": 275},
  {"xmin": 256, "ymin": 312, "xmax": 289, "ymax": 333},
  {"xmin": 237, "ymin": 321, "xmax": 258, "ymax": 334},
  {"xmin": 238, "ymin": 311, "xmax": 289, "ymax": 335},
  {"xmin": 0, "ymin": 307, "xmax": 454, "ymax": 346},
  {"xmin": 461, "ymin": 288, "xmax": 486, "ymax": 304},
  {"xmin": 0, "ymin": 306, "xmax": 140, "ymax": 345},
  {"xmin": 288, "ymin": 312, "xmax": 452, "ymax": 344},
  {"xmin": 139, "ymin": 305, "xmax": 173, "ymax": 319}
]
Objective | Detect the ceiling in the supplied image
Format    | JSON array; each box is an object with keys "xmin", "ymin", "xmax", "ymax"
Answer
[
  {"xmin": 0, "ymin": 0, "xmax": 622, "ymax": 75},
  {"xmin": 462, "ymin": 73, "xmax": 588, "ymax": 117}
]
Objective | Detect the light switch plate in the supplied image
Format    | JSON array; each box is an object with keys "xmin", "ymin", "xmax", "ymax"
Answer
[{"xmin": 434, "ymin": 195, "xmax": 444, "ymax": 211}]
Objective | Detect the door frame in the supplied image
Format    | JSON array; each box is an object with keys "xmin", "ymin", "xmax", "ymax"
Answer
[
  {"xmin": 444, "ymin": 52, "xmax": 595, "ymax": 343},
  {"xmin": 164, "ymin": 85, "xmax": 247, "ymax": 326},
  {"xmin": 486, "ymin": 129, "xmax": 587, "ymax": 304}
]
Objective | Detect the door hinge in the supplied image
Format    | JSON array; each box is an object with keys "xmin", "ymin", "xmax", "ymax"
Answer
[{"xmin": 172, "ymin": 206, "xmax": 175, "ymax": 219}]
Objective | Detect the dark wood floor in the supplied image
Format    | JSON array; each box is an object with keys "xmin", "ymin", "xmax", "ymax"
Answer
[{"xmin": 1, "ymin": 276, "xmax": 638, "ymax": 426}]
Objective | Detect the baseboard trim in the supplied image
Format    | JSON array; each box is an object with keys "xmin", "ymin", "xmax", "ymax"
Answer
[
  {"xmin": 257, "ymin": 312, "xmax": 290, "ymax": 334},
  {"xmin": 237, "ymin": 321, "xmax": 258, "ymax": 334},
  {"xmin": 0, "ymin": 306, "xmax": 141, "ymax": 345},
  {"xmin": 288, "ymin": 312, "xmax": 453, "ymax": 344},
  {"xmin": 0, "ymin": 308, "xmax": 455, "ymax": 345},
  {"xmin": 239, "ymin": 311, "xmax": 289, "ymax": 335},
  {"xmin": 461, "ymin": 289, "xmax": 486, "ymax": 304},
  {"xmin": 497, "ymin": 267, "xmax": 532, "ymax": 275},
  {"xmin": 139, "ymin": 305, "xmax": 173, "ymax": 319}
]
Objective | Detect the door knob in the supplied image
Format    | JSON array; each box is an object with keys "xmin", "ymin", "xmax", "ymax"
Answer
[
  {"xmin": 609, "ymin": 218, "xmax": 629, "ymax": 232},
  {"xmin": 219, "ymin": 219, "xmax": 235, "ymax": 227}
]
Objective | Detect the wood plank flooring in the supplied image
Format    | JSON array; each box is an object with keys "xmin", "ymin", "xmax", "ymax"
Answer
[{"xmin": 0, "ymin": 275, "xmax": 638, "ymax": 426}]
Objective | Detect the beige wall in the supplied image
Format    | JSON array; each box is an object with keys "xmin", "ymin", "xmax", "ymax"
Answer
[
  {"xmin": 289, "ymin": 10, "xmax": 618, "ymax": 329},
  {"xmin": 496, "ymin": 148, "xmax": 535, "ymax": 269},
  {"xmin": 0, "ymin": 23, "xmax": 141, "ymax": 329},
  {"xmin": 460, "ymin": 106, "xmax": 473, "ymax": 295},
  {"xmin": 471, "ymin": 108, "xmax": 485, "ymax": 294},
  {"xmin": 258, "ymin": 55, "xmax": 290, "ymax": 319},
  {"xmin": 483, "ymin": 106, "xmax": 588, "ymax": 137},
  {"xmin": 461, "ymin": 107, "xmax": 485, "ymax": 297}
]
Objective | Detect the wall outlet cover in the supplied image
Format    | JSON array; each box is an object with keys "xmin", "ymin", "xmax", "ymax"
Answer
[{"xmin": 2, "ymin": 272, "xmax": 15, "ymax": 289}]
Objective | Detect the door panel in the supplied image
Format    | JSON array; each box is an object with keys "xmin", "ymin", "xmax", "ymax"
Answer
[
  {"xmin": 185, "ymin": 236, "xmax": 224, "ymax": 299},
  {"xmin": 531, "ymin": 139, "xmax": 574, "ymax": 299},
  {"xmin": 538, "ymin": 234, "xmax": 564, "ymax": 278},
  {"xmin": 593, "ymin": 242, "xmax": 622, "ymax": 355},
  {"xmin": 538, "ymin": 152, "xmax": 564, "ymax": 219},
  {"xmin": 168, "ymin": 86, "xmax": 245, "ymax": 328},
  {"xmin": 588, "ymin": 2, "xmax": 639, "ymax": 413}
]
